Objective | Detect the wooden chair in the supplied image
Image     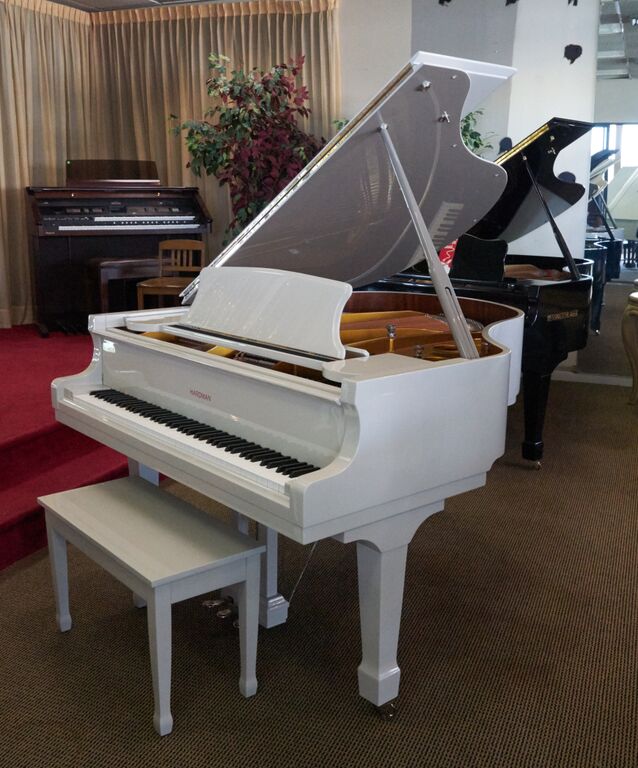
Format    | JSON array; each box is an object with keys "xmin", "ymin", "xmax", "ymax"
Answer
[{"xmin": 137, "ymin": 239, "xmax": 205, "ymax": 310}]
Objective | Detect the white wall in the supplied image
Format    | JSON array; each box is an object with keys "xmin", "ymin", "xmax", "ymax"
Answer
[
  {"xmin": 595, "ymin": 79, "xmax": 638, "ymax": 123},
  {"xmin": 504, "ymin": 0, "xmax": 599, "ymax": 258},
  {"xmin": 337, "ymin": 0, "xmax": 412, "ymax": 120},
  {"xmin": 410, "ymin": 0, "xmax": 518, "ymax": 160},
  {"xmin": 338, "ymin": 0, "xmax": 599, "ymax": 259}
]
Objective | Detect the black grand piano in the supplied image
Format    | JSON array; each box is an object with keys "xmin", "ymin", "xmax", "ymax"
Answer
[{"xmin": 367, "ymin": 117, "xmax": 594, "ymax": 465}]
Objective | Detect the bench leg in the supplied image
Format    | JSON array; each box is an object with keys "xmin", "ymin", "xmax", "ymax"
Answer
[
  {"xmin": 237, "ymin": 555, "xmax": 260, "ymax": 697},
  {"xmin": 147, "ymin": 586, "xmax": 173, "ymax": 735},
  {"xmin": 46, "ymin": 519, "xmax": 72, "ymax": 632}
]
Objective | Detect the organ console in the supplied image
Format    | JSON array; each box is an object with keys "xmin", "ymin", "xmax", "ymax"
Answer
[
  {"xmin": 52, "ymin": 52, "xmax": 524, "ymax": 712},
  {"xmin": 27, "ymin": 180, "xmax": 212, "ymax": 335}
]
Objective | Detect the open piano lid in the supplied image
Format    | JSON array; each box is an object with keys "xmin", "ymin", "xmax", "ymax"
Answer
[
  {"xmin": 468, "ymin": 117, "xmax": 592, "ymax": 243},
  {"xmin": 201, "ymin": 51, "xmax": 514, "ymax": 288},
  {"xmin": 173, "ymin": 52, "xmax": 515, "ymax": 363},
  {"xmin": 589, "ymin": 148, "xmax": 619, "ymax": 199}
]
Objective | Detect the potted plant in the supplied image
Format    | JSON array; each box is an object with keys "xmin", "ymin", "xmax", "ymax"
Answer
[
  {"xmin": 461, "ymin": 109, "xmax": 494, "ymax": 157},
  {"xmin": 173, "ymin": 54, "xmax": 324, "ymax": 243}
]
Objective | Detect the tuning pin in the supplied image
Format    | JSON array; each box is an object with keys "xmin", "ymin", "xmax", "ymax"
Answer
[
  {"xmin": 386, "ymin": 323, "xmax": 397, "ymax": 352},
  {"xmin": 414, "ymin": 344, "xmax": 424, "ymax": 359}
]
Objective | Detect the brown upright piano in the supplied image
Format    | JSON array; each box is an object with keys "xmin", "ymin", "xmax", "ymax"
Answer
[{"xmin": 27, "ymin": 160, "xmax": 212, "ymax": 335}]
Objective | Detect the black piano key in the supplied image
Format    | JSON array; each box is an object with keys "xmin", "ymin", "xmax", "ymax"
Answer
[
  {"xmin": 271, "ymin": 459, "xmax": 304, "ymax": 471},
  {"xmin": 148, "ymin": 413, "xmax": 172, "ymax": 423},
  {"xmin": 154, "ymin": 414, "xmax": 184, "ymax": 425},
  {"xmin": 183, "ymin": 424, "xmax": 213, "ymax": 435},
  {"xmin": 205, "ymin": 431, "xmax": 232, "ymax": 444},
  {"xmin": 180, "ymin": 425, "xmax": 212, "ymax": 437},
  {"xmin": 286, "ymin": 465, "xmax": 318, "ymax": 478},
  {"xmin": 260, "ymin": 455, "xmax": 294, "ymax": 468},
  {"xmin": 135, "ymin": 406, "xmax": 163, "ymax": 415},
  {"xmin": 217, "ymin": 437, "xmax": 246, "ymax": 449},
  {"xmin": 175, "ymin": 420, "xmax": 204, "ymax": 433},
  {"xmin": 193, "ymin": 428, "xmax": 225, "ymax": 440},
  {"xmin": 226, "ymin": 442, "xmax": 257, "ymax": 455},
  {"xmin": 277, "ymin": 462, "xmax": 314, "ymax": 476},
  {"xmin": 239, "ymin": 446, "xmax": 272, "ymax": 458},
  {"xmin": 240, "ymin": 451, "xmax": 275, "ymax": 463},
  {"xmin": 275, "ymin": 460, "xmax": 308, "ymax": 473},
  {"xmin": 104, "ymin": 392, "xmax": 137, "ymax": 403},
  {"xmin": 257, "ymin": 452, "xmax": 285, "ymax": 465},
  {"xmin": 167, "ymin": 417, "xmax": 192, "ymax": 428}
]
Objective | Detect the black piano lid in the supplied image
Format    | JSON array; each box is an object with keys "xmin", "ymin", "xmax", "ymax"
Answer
[
  {"xmin": 209, "ymin": 52, "xmax": 514, "ymax": 288},
  {"xmin": 468, "ymin": 117, "xmax": 592, "ymax": 243},
  {"xmin": 65, "ymin": 159, "xmax": 161, "ymax": 186},
  {"xmin": 590, "ymin": 148, "xmax": 619, "ymax": 175}
]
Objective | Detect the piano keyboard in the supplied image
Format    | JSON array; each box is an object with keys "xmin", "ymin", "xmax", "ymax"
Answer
[{"xmin": 85, "ymin": 389, "xmax": 320, "ymax": 493}]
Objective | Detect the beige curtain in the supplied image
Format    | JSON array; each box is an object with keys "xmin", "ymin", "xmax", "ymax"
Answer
[
  {"xmin": 0, "ymin": 0, "xmax": 92, "ymax": 327},
  {"xmin": 0, "ymin": 0, "xmax": 340, "ymax": 328}
]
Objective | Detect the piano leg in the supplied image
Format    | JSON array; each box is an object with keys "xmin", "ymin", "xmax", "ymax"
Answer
[
  {"xmin": 336, "ymin": 501, "xmax": 442, "ymax": 707},
  {"xmin": 128, "ymin": 459, "xmax": 160, "ymax": 485},
  {"xmin": 356, "ymin": 540, "xmax": 407, "ymax": 706},
  {"xmin": 257, "ymin": 526, "xmax": 289, "ymax": 628},
  {"xmin": 521, "ymin": 371, "xmax": 552, "ymax": 463}
]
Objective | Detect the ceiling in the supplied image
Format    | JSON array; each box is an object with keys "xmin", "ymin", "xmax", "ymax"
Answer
[
  {"xmin": 54, "ymin": 0, "xmax": 225, "ymax": 12},
  {"xmin": 41, "ymin": 0, "xmax": 638, "ymax": 80},
  {"xmin": 598, "ymin": 0, "xmax": 638, "ymax": 79}
]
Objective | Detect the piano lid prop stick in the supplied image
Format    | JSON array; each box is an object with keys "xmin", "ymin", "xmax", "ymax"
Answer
[
  {"xmin": 521, "ymin": 154, "xmax": 580, "ymax": 281},
  {"xmin": 378, "ymin": 122, "xmax": 479, "ymax": 360},
  {"xmin": 590, "ymin": 194, "xmax": 617, "ymax": 242}
]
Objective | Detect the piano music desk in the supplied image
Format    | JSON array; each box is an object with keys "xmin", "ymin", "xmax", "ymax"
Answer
[{"xmin": 40, "ymin": 477, "xmax": 265, "ymax": 736}]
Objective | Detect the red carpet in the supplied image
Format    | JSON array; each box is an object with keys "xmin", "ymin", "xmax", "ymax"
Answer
[{"xmin": 0, "ymin": 325, "xmax": 128, "ymax": 569}]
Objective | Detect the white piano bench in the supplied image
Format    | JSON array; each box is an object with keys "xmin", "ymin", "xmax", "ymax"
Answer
[{"xmin": 39, "ymin": 476, "xmax": 265, "ymax": 736}]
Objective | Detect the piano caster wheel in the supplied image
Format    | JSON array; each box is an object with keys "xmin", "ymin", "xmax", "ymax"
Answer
[
  {"xmin": 534, "ymin": 461, "xmax": 542, "ymax": 471},
  {"xmin": 375, "ymin": 702, "xmax": 397, "ymax": 721}
]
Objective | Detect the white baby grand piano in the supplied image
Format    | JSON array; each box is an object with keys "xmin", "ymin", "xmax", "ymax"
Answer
[{"xmin": 52, "ymin": 53, "xmax": 524, "ymax": 712}]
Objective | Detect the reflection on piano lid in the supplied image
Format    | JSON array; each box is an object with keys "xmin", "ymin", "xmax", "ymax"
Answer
[{"xmin": 182, "ymin": 51, "xmax": 513, "ymax": 294}]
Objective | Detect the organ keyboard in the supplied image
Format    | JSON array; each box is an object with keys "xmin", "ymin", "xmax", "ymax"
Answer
[{"xmin": 52, "ymin": 52, "xmax": 523, "ymax": 711}]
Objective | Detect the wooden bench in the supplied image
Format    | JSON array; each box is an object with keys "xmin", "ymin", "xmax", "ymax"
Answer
[{"xmin": 39, "ymin": 477, "xmax": 264, "ymax": 736}]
